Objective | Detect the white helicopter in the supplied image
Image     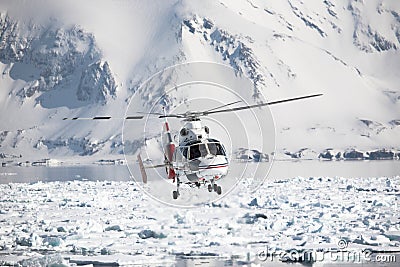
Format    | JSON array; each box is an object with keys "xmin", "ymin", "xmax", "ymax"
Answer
[
  {"xmin": 64, "ymin": 93, "xmax": 322, "ymax": 199},
  {"xmin": 138, "ymin": 106, "xmax": 232, "ymax": 199}
]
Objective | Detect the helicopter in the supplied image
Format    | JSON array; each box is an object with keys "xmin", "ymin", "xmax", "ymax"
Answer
[{"xmin": 64, "ymin": 93, "xmax": 322, "ymax": 199}]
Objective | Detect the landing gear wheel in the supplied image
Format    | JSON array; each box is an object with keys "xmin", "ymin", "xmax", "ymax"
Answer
[
  {"xmin": 207, "ymin": 184, "xmax": 213, "ymax": 192},
  {"xmin": 173, "ymin": 176, "xmax": 181, "ymax": 200},
  {"xmin": 164, "ymin": 156, "xmax": 168, "ymax": 174},
  {"xmin": 216, "ymin": 186, "xmax": 222, "ymax": 195},
  {"xmin": 213, "ymin": 183, "xmax": 218, "ymax": 192}
]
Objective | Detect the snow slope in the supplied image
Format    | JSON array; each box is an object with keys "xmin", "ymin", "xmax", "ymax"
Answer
[{"xmin": 0, "ymin": 0, "xmax": 399, "ymax": 161}]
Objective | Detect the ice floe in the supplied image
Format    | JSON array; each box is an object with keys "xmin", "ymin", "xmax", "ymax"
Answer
[{"xmin": 0, "ymin": 176, "xmax": 399, "ymax": 265}]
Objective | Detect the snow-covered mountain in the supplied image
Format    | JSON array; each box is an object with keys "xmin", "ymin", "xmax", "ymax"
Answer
[{"xmin": 0, "ymin": 0, "xmax": 399, "ymax": 161}]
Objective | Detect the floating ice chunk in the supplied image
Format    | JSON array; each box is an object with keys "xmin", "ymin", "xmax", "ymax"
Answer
[
  {"xmin": 248, "ymin": 198, "xmax": 258, "ymax": 207},
  {"xmin": 16, "ymin": 233, "xmax": 42, "ymax": 247},
  {"xmin": 383, "ymin": 231, "xmax": 400, "ymax": 242},
  {"xmin": 237, "ymin": 213, "xmax": 267, "ymax": 224},
  {"xmin": 16, "ymin": 237, "xmax": 33, "ymax": 247},
  {"xmin": 309, "ymin": 222, "xmax": 323, "ymax": 233},
  {"xmin": 18, "ymin": 254, "xmax": 68, "ymax": 267},
  {"xmin": 101, "ymin": 247, "xmax": 112, "ymax": 255},
  {"xmin": 271, "ymin": 219, "xmax": 290, "ymax": 231},
  {"xmin": 353, "ymin": 234, "xmax": 391, "ymax": 246},
  {"xmin": 43, "ymin": 236, "xmax": 63, "ymax": 247},
  {"xmin": 105, "ymin": 225, "xmax": 122, "ymax": 232},
  {"xmin": 371, "ymin": 235, "xmax": 392, "ymax": 245},
  {"xmin": 57, "ymin": 226, "xmax": 67, "ymax": 232},
  {"xmin": 138, "ymin": 229, "xmax": 166, "ymax": 239},
  {"xmin": 174, "ymin": 213, "xmax": 185, "ymax": 224},
  {"xmin": 79, "ymin": 220, "xmax": 103, "ymax": 233}
]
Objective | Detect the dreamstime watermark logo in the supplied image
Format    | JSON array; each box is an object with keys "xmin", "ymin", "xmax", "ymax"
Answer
[
  {"xmin": 337, "ymin": 238, "xmax": 348, "ymax": 249},
  {"xmin": 257, "ymin": 239, "xmax": 397, "ymax": 264}
]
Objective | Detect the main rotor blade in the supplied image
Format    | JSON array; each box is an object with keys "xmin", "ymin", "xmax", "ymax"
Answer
[
  {"xmin": 159, "ymin": 100, "xmax": 243, "ymax": 118},
  {"xmin": 125, "ymin": 116, "xmax": 145, "ymax": 120},
  {"xmin": 64, "ymin": 94, "xmax": 322, "ymax": 120},
  {"xmin": 201, "ymin": 100, "xmax": 242, "ymax": 113},
  {"xmin": 135, "ymin": 111, "xmax": 164, "ymax": 116},
  {"xmin": 63, "ymin": 116, "xmax": 144, "ymax": 120},
  {"xmin": 203, "ymin": 93, "xmax": 323, "ymax": 116},
  {"xmin": 158, "ymin": 114, "xmax": 185, "ymax": 119}
]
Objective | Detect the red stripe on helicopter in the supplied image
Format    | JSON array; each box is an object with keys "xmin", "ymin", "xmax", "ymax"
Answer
[
  {"xmin": 198, "ymin": 164, "xmax": 228, "ymax": 170},
  {"xmin": 168, "ymin": 167, "xmax": 176, "ymax": 179},
  {"xmin": 166, "ymin": 143, "xmax": 175, "ymax": 162}
]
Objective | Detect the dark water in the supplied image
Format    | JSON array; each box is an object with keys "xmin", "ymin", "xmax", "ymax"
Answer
[
  {"xmin": 268, "ymin": 159, "xmax": 400, "ymax": 179},
  {"xmin": 0, "ymin": 164, "xmax": 131, "ymax": 184}
]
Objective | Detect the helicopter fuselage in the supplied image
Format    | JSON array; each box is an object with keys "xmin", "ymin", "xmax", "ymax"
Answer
[{"xmin": 167, "ymin": 119, "xmax": 229, "ymax": 184}]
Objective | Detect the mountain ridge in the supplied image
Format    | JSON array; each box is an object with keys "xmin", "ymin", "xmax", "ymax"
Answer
[{"xmin": 0, "ymin": 0, "xmax": 399, "ymax": 162}]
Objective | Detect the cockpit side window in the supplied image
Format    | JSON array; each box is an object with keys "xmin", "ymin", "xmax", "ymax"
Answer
[
  {"xmin": 181, "ymin": 147, "xmax": 188, "ymax": 158},
  {"xmin": 208, "ymin": 143, "xmax": 226, "ymax": 156},
  {"xmin": 208, "ymin": 143, "xmax": 218, "ymax": 155}
]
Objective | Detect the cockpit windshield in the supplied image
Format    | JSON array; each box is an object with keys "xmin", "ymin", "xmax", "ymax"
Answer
[
  {"xmin": 182, "ymin": 140, "xmax": 226, "ymax": 160},
  {"xmin": 189, "ymin": 144, "xmax": 208, "ymax": 159}
]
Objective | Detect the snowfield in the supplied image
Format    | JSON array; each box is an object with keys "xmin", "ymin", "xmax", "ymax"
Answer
[{"xmin": 0, "ymin": 175, "xmax": 399, "ymax": 266}]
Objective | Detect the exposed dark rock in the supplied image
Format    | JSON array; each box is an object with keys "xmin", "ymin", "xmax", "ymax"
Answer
[
  {"xmin": 343, "ymin": 149, "xmax": 364, "ymax": 160},
  {"xmin": 367, "ymin": 149, "xmax": 395, "ymax": 160}
]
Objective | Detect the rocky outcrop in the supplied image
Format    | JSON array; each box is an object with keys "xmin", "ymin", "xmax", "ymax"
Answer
[
  {"xmin": 0, "ymin": 13, "xmax": 117, "ymax": 105},
  {"xmin": 77, "ymin": 61, "xmax": 117, "ymax": 103},
  {"xmin": 182, "ymin": 16, "xmax": 265, "ymax": 97},
  {"xmin": 349, "ymin": 2, "xmax": 398, "ymax": 52},
  {"xmin": 235, "ymin": 148, "xmax": 269, "ymax": 162},
  {"xmin": 35, "ymin": 137, "xmax": 108, "ymax": 156}
]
